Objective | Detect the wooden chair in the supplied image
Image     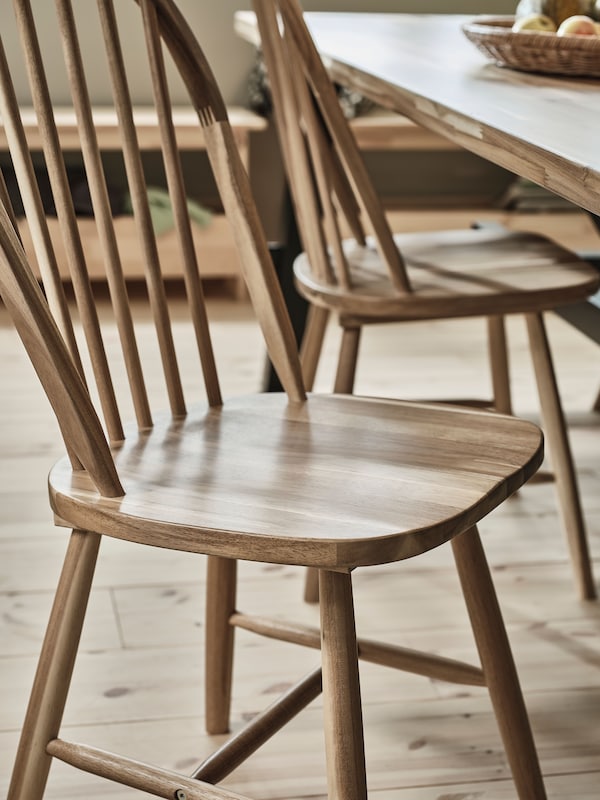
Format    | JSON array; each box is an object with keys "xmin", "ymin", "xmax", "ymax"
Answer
[
  {"xmin": 0, "ymin": 1, "xmax": 549, "ymax": 797},
  {"xmin": 253, "ymin": 0, "xmax": 600, "ymax": 604}
]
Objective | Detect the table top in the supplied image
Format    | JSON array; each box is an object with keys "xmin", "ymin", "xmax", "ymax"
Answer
[{"xmin": 235, "ymin": 11, "xmax": 600, "ymax": 217}]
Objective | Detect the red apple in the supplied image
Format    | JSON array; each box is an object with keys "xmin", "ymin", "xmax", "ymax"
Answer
[{"xmin": 556, "ymin": 14, "xmax": 598, "ymax": 33}]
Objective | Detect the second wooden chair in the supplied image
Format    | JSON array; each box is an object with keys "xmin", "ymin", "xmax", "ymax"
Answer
[{"xmin": 253, "ymin": 0, "xmax": 600, "ymax": 603}]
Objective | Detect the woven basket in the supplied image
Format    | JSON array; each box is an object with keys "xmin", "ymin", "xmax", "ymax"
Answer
[{"xmin": 462, "ymin": 15, "xmax": 600, "ymax": 78}]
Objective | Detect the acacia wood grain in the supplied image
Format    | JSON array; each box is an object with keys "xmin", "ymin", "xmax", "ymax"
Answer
[{"xmin": 48, "ymin": 392, "xmax": 543, "ymax": 569}]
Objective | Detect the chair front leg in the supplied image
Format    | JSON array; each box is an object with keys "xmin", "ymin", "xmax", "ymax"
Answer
[
  {"xmin": 205, "ymin": 555, "xmax": 238, "ymax": 735},
  {"xmin": 319, "ymin": 569, "xmax": 367, "ymax": 800},
  {"xmin": 452, "ymin": 526, "xmax": 547, "ymax": 800},
  {"xmin": 8, "ymin": 529, "xmax": 101, "ymax": 800}
]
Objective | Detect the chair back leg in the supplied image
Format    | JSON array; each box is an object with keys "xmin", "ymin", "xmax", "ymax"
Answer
[
  {"xmin": 487, "ymin": 315, "xmax": 513, "ymax": 415},
  {"xmin": 334, "ymin": 326, "xmax": 362, "ymax": 394},
  {"xmin": 525, "ymin": 312, "xmax": 596, "ymax": 600},
  {"xmin": 300, "ymin": 305, "xmax": 330, "ymax": 391},
  {"xmin": 303, "ymin": 567, "xmax": 320, "ymax": 604}
]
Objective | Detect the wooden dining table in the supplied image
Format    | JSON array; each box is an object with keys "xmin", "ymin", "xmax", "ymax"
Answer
[
  {"xmin": 235, "ymin": 10, "xmax": 600, "ymax": 344},
  {"xmin": 237, "ymin": 11, "xmax": 600, "ymax": 215}
]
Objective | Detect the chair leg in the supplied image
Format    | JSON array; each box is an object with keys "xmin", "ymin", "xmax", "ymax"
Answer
[
  {"xmin": 303, "ymin": 566, "xmax": 320, "ymax": 604},
  {"xmin": 451, "ymin": 526, "xmax": 547, "ymax": 800},
  {"xmin": 487, "ymin": 315, "xmax": 513, "ymax": 414},
  {"xmin": 593, "ymin": 384, "xmax": 600, "ymax": 413},
  {"xmin": 304, "ymin": 324, "xmax": 362, "ymax": 606},
  {"xmin": 334, "ymin": 325, "xmax": 361, "ymax": 394},
  {"xmin": 319, "ymin": 569, "xmax": 367, "ymax": 800},
  {"xmin": 7, "ymin": 530, "xmax": 101, "ymax": 800},
  {"xmin": 300, "ymin": 305, "xmax": 330, "ymax": 391},
  {"xmin": 205, "ymin": 555, "xmax": 237, "ymax": 735},
  {"xmin": 525, "ymin": 312, "xmax": 596, "ymax": 600}
]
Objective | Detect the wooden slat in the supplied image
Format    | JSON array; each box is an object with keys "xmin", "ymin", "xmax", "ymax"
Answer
[
  {"xmin": 231, "ymin": 612, "xmax": 485, "ymax": 686},
  {"xmin": 0, "ymin": 40, "xmax": 82, "ymax": 379},
  {"xmin": 55, "ymin": 0, "xmax": 153, "ymax": 432},
  {"xmin": 47, "ymin": 738, "xmax": 251, "ymax": 800},
  {"xmin": 193, "ymin": 667, "xmax": 322, "ymax": 784},
  {"xmin": 290, "ymin": 40, "xmax": 352, "ymax": 290},
  {"xmin": 252, "ymin": 0, "xmax": 333, "ymax": 286},
  {"xmin": 150, "ymin": 0, "xmax": 307, "ymax": 403},
  {"xmin": 96, "ymin": 0, "xmax": 186, "ymax": 418},
  {"xmin": 141, "ymin": 0, "xmax": 221, "ymax": 407},
  {"xmin": 276, "ymin": 0, "xmax": 411, "ymax": 293},
  {"xmin": 13, "ymin": 0, "xmax": 124, "ymax": 444},
  {"xmin": 0, "ymin": 207, "xmax": 122, "ymax": 495}
]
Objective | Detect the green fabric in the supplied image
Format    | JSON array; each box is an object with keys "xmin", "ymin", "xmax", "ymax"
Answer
[{"xmin": 123, "ymin": 186, "xmax": 212, "ymax": 235}]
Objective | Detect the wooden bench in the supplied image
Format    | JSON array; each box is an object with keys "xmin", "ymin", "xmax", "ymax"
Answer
[
  {"xmin": 350, "ymin": 107, "xmax": 458, "ymax": 152},
  {"xmin": 2, "ymin": 106, "xmax": 267, "ymax": 295}
]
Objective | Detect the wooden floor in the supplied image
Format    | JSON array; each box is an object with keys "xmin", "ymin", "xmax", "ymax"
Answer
[{"xmin": 1, "ymin": 288, "xmax": 599, "ymax": 798}]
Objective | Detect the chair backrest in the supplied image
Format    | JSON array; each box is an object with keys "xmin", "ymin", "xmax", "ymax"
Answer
[
  {"xmin": 253, "ymin": 0, "xmax": 412, "ymax": 294},
  {"xmin": 0, "ymin": 0, "xmax": 305, "ymax": 496}
]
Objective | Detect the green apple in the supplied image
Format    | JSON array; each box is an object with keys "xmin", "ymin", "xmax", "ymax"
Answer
[{"xmin": 512, "ymin": 12, "xmax": 557, "ymax": 31}]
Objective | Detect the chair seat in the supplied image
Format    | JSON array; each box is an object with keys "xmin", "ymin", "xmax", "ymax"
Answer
[
  {"xmin": 49, "ymin": 393, "xmax": 543, "ymax": 569},
  {"xmin": 294, "ymin": 227, "xmax": 600, "ymax": 320}
]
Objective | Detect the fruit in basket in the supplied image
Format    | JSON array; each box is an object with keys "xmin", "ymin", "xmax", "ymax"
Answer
[
  {"xmin": 516, "ymin": 0, "xmax": 595, "ymax": 25},
  {"xmin": 512, "ymin": 12, "xmax": 557, "ymax": 30},
  {"xmin": 556, "ymin": 13, "xmax": 598, "ymax": 31}
]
